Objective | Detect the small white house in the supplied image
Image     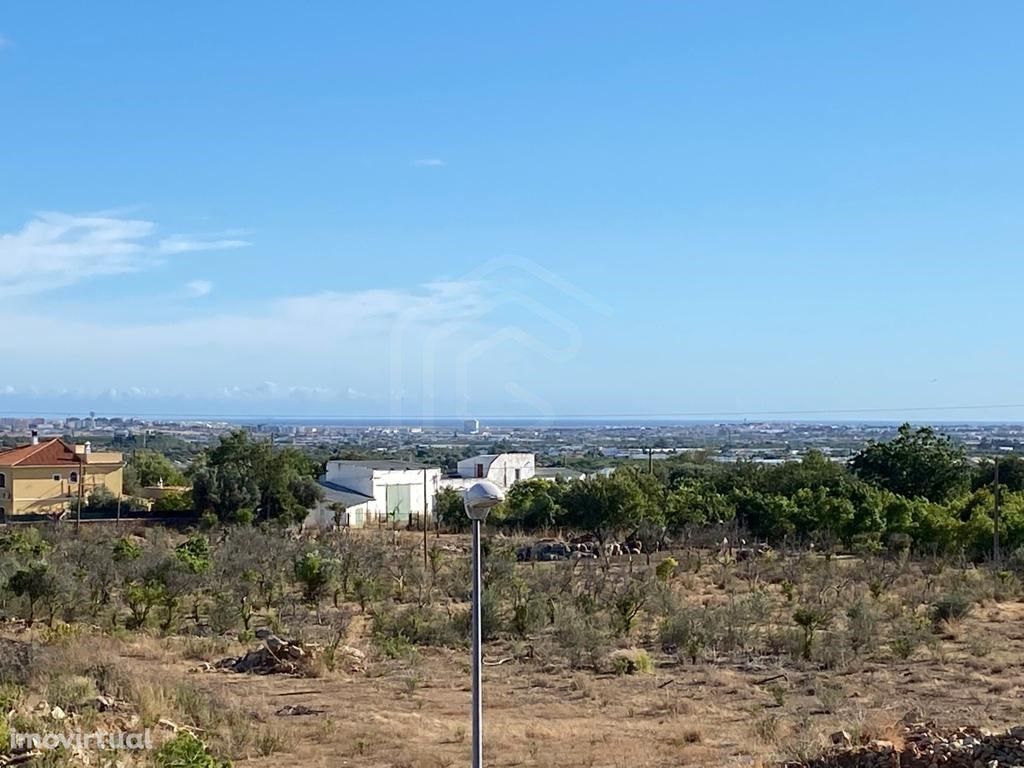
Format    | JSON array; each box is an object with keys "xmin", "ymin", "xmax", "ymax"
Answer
[
  {"xmin": 442, "ymin": 453, "xmax": 536, "ymax": 491},
  {"xmin": 307, "ymin": 460, "xmax": 441, "ymax": 530}
]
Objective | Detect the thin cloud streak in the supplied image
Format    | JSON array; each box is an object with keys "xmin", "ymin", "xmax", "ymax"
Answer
[{"xmin": 159, "ymin": 236, "xmax": 251, "ymax": 254}]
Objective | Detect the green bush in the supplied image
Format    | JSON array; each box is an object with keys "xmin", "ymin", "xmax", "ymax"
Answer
[
  {"xmin": 372, "ymin": 604, "xmax": 463, "ymax": 649},
  {"xmin": 655, "ymin": 557, "xmax": 678, "ymax": 582},
  {"xmin": 606, "ymin": 648, "xmax": 653, "ymax": 675},
  {"xmin": 889, "ymin": 611, "xmax": 932, "ymax": 659},
  {"xmin": 552, "ymin": 609, "xmax": 608, "ymax": 669},
  {"xmin": 112, "ymin": 536, "xmax": 142, "ymax": 561},
  {"xmin": 660, "ymin": 608, "xmax": 709, "ymax": 664},
  {"xmin": 155, "ymin": 731, "xmax": 230, "ymax": 768}
]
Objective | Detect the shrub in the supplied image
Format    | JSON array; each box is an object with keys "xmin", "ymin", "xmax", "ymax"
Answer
[
  {"xmin": 845, "ymin": 597, "xmax": 880, "ymax": 654},
  {"xmin": 889, "ymin": 611, "xmax": 932, "ymax": 660},
  {"xmin": 931, "ymin": 594, "xmax": 971, "ymax": 623},
  {"xmin": 655, "ymin": 557, "xmax": 678, "ymax": 582},
  {"xmin": 780, "ymin": 579, "xmax": 796, "ymax": 603},
  {"xmin": 793, "ymin": 605, "xmax": 831, "ymax": 660},
  {"xmin": 552, "ymin": 609, "xmax": 608, "ymax": 669},
  {"xmin": 46, "ymin": 674, "xmax": 97, "ymax": 713},
  {"xmin": 155, "ymin": 731, "xmax": 230, "ymax": 768},
  {"xmin": 175, "ymin": 536, "xmax": 211, "ymax": 575},
  {"xmin": 508, "ymin": 588, "xmax": 549, "ymax": 638},
  {"xmin": 660, "ymin": 608, "xmax": 708, "ymax": 664},
  {"xmin": 375, "ymin": 634, "xmax": 419, "ymax": 660},
  {"xmin": 605, "ymin": 648, "xmax": 653, "ymax": 675},
  {"xmin": 112, "ymin": 537, "xmax": 143, "ymax": 562},
  {"xmin": 293, "ymin": 551, "xmax": 332, "ymax": 605},
  {"xmin": 372, "ymin": 604, "xmax": 463, "ymax": 649}
]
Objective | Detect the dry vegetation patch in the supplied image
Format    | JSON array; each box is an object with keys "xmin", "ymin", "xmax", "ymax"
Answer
[{"xmin": 0, "ymin": 528, "xmax": 1023, "ymax": 766}]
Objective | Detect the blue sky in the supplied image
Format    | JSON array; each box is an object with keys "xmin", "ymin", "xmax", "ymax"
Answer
[{"xmin": 1, "ymin": 2, "xmax": 1023, "ymax": 420}]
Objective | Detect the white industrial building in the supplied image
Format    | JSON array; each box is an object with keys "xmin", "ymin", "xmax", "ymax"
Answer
[{"xmin": 307, "ymin": 459, "xmax": 441, "ymax": 529}]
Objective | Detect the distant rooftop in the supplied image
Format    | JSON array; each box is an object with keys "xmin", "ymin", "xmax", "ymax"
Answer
[
  {"xmin": 0, "ymin": 439, "xmax": 82, "ymax": 467},
  {"xmin": 534, "ymin": 467, "xmax": 586, "ymax": 480},
  {"xmin": 328, "ymin": 459, "xmax": 433, "ymax": 471},
  {"xmin": 317, "ymin": 480, "xmax": 376, "ymax": 507}
]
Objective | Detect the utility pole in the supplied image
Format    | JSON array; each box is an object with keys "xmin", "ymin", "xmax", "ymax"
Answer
[
  {"xmin": 422, "ymin": 469, "xmax": 429, "ymax": 569},
  {"xmin": 75, "ymin": 460, "xmax": 84, "ymax": 531},
  {"xmin": 265, "ymin": 433, "xmax": 274, "ymax": 523},
  {"xmin": 648, "ymin": 446, "xmax": 653, "ymax": 474},
  {"xmin": 993, "ymin": 456, "xmax": 1001, "ymax": 566}
]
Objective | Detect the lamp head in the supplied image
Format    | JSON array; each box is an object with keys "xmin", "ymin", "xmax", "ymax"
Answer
[{"xmin": 464, "ymin": 480, "xmax": 504, "ymax": 522}]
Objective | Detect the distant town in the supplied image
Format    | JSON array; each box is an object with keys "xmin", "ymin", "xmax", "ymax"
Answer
[{"xmin": 3, "ymin": 414, "xmax": 1022, "ymax": 466}]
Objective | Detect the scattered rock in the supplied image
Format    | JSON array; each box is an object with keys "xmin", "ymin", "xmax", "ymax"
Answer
[
  {"xmin": 49, "ymin": 705, "xmax": 66, "ymax": 721},
  {"xmin": 90, "ymin": 695, "xmax": 115, "ymax": 712},
  {"xmin": 214, "ymin": 636, "xmax": 323, "ymax": 676},
  {"xmin": 830, "ymin": 731, "xmax": 852, "ymax": 748},
  {"xmin": 782, "ymin": 723, "xmax": 1024, "ymax": 768},
  {"xmin": 275, "ymin": 704, "xmax": 325, "ymax": 716}
]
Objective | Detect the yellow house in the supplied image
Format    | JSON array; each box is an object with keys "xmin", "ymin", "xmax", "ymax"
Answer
[{"xmin": 0, "ymin": 438, "xmax": 124, "ymax": 521}]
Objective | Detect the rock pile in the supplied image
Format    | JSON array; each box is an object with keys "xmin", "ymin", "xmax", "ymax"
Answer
[
  {"xmin": 784, "ymin": 723, "xmax": 1024, "ymax": 768},
  {"xmin": 214, "ymin": 636, "xmax": 322, "ymax": 676}
]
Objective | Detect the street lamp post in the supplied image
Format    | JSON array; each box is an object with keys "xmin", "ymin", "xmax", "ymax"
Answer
[{"xmin": 464, "ymin": 480, "xmax": 504, "ymax": 768}]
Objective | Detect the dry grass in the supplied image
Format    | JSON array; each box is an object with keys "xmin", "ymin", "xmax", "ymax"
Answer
[{"xmin": 6, "ymin": 544, "xmax": 1024, "ymax": 767}]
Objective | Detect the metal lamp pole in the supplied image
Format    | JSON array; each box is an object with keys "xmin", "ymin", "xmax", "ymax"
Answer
[{"xmin": 464, "ymin": 481, "xmax": 504, "ymax": 768}]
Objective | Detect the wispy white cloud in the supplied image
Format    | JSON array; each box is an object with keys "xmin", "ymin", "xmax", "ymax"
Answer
[
  {"xmin": 159, "ymin": 236, "xmax": 250, "ymax": 255},
  {"xmin": 0, "ymin": 280, "xmax": 492, "ymax": 405},
  {"xmin": 0, "ymin": 35, "xmax": 11, "ymax": 51},
  {"xmin": 0, "ymin": 212, "xmax": 248, "ymax": 296},
  {"xmin": 0, "ymin": 212, "xmax": 154, "ymax": 296},
  {"xmin": 413, "ymin": 158, "xmax": 445, "ymax": 167},
  {"xmin": 183, "ymin": 279, "xmax": 213, "ymax": 298}
]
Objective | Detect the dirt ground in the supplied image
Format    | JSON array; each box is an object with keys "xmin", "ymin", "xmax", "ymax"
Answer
[{"xmin": 123, "ymin": 599, "xmax": 1024, "ymax": 768}]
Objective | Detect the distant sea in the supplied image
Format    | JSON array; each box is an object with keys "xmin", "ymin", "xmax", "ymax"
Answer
[{"xmin": 5, "ymin": 411, "xmax": 1024, "ymax": 429}]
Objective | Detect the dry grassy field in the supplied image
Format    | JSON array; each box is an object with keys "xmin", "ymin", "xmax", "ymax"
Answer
[{"xmin": 3, "ymin": 529, "xmax": 1023, "ymax": 767}]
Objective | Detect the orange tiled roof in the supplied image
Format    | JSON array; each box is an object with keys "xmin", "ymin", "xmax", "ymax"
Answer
[{"xmin": 0, "ymin": 439, "xmax": 83, "ymax": 467}]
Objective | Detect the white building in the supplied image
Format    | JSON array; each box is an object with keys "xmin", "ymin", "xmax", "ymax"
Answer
[
  {"xmin": 440, "ymin": 453, "xmax": 536, "ymax": 492},
  {"xmin": 462, "ymin": 419, "xmax": 480, "ymax": 434},
  {"xmin": 308, "ymin": 460, "xmax": 441, "ymax": 529}
]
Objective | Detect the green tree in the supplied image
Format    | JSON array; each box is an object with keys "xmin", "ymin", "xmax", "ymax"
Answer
[
  {"xmin": 561, "ymin": 473, "xmax": 646, "ymax": 546},
  {"xmin": 732, "ymin": 489, "xmax": 798, "ymax": 541},
  {"xmin": 665, "ymin": 480, "xmax": 734, "ymax": 533},
  {"xmin": 850, "ymin": 423, "xmax": 969, "ymax": 503},
  {"xmin": 129, "ymin": 450, "xmax": 187, "ymax": 488},
  {"xmin": 6, "ymin": 561, "xmax": 58, "ymax": 627},
  {"xmin": 973, "ymin": 456, "xmax": 1024, "ymax": 493},
  {"xmin": 434, "ymin": 487, "xmax": 467, "ymax": 531},
  {"xmin": 153, "ymin": 490, "xmax": 193, "ymax": 515},
  {"xmin": 760, "ymin": 450, "xmax": 848, "ymax": 497},
  {"xmin": 294, "ymin": 549, "xmax": 334, "ymax": 609},
  {"xmin": 504, "ymin": 478, "xmax": 564, "ymax": 529},
  {"xmin": 190, "ymin": 431, "xmax": 323, "ymax": 524}
]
